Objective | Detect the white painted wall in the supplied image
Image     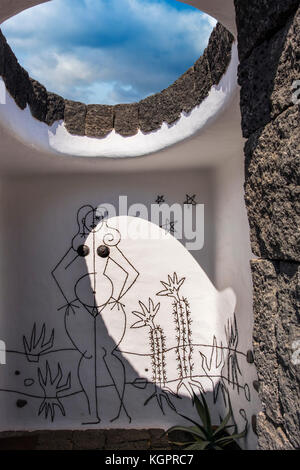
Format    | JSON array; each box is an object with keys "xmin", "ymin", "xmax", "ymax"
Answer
[
  {"xmin": 0, "ymin": 169, "xmax": 259, "ymax": 447},
  {"xmin": 214, "ymin": 153, "xmax": 260, "ymax": 450}
]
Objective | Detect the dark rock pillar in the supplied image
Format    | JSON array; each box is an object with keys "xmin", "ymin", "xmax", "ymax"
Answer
[{"xmin": 234, "ymin": 1, "xmax": 300, "ymax": 450}]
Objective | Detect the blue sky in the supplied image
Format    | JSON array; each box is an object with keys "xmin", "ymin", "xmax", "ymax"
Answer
[{"xmin": 1, "ymin": 0, "xmax": 216, "ymax": 104}]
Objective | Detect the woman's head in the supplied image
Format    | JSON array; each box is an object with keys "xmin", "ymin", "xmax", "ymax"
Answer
[{"xmin": 72, "ymin": 205, "xmax": 121, "ymax": 253}]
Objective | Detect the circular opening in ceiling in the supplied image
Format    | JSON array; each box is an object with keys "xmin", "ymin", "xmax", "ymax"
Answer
[
  {"xmin": 0, "ymin": 0, "xmax": 236, "ymax": 158},
  {"xmin": 1, "ymin": 0, "xmax": 216, "ymax": 105}
]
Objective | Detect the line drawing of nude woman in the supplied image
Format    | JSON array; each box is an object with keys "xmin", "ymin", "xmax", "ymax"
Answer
[{"xmin": 52, "ymin": 205, "xmax": 139, "ymax": 424}]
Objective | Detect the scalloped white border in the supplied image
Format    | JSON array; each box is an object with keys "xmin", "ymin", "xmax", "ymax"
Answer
[{"xmin": 0, "ymin": 43, "xmax": 238, "ymax": 158}]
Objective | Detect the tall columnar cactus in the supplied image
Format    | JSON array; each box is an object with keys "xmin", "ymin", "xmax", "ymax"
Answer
[
  {"xmin": 131, "ymin": 299, "xmax": 175, "ymax": 413},
  {"xmin": 157, "ymin": 273, "xmax": 203, "ymax": 397},
  {"xmin": 131, "ymin": 299, "xmax": 167, "ymax": 388},
  {"xmin": 172, "ymin": 294, "xmax": 193, "ymax": 379}
]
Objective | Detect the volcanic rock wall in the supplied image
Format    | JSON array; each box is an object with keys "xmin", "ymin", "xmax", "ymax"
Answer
[{"xmin": 235, "ymin": 0, "xmax": 300, "ymax": 450}]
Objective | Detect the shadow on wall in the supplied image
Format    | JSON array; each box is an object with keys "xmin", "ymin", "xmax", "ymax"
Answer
[{"xmin": 0, "ymin": 204, "xmax": 252, "ymax": 434}]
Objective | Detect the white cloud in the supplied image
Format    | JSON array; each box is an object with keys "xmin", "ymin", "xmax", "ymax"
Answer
[{"xmin": 1, "ymin": 0, "xmax": 216, "ymax": 104}]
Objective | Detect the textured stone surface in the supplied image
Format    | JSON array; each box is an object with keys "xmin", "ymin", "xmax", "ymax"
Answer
[
  {"xmin": 35, "ymin": 430, "xmax": 73, "ymax": 451},
  {"xmin": 14, "ymin": 66, "xmax": 31, "ymax": 110},
  {"xmin": 238, "ymin": 9, "xmax": 300, "ymax": 137},
  {"xmin": 245, "ymin": 105, "xmax": 300, "ymax": 262},
  {"xmin": 206, "ymin": 23, "xmax": 234, "ymax": 85},
  {"xmin": 0, "ymin": 435, "xmax": 39, "ymax": 450},
  {"xmin": 251, "ymin": 259, "xmax": 300, "ymax": 449},
  {"xmin": 0, "ymin": 429, "xmax": 170, "ymax": 450},
  {"xmin": 139, "ymin": 93, "xmax": 164, "ymax": 133},
  {"xmin": 256, "ymin": 412, "xmax": 294, "ymax": 451},
  {"xmin": 2, "ymin": 41, "xmax": 19, "ymax": 101},
  {"xmin": 276, "ymin": 262, "xmax": 300, "ymax": 448},
  {"xmin": 236, "ymin": 0, "xmax": 300, "ymax": 450},
  {"xmin": 251, "ymin": 259, "xmax": 281, "ymax": 425},
  {"xmin": 46, "ymin": 92, "xmax": 65, "ymax": 126},
  {"xmin": 149, "ymin": 429, "xmax": 169, "ymax": 449},
  {"xmin": 28, "ymin": 78, "xmax": 48, "ymax": 122},
  {"xmin": 0, "ymin": 35, "xmax": 31, "ymax": 110},
  {"xmin": 64, "ymin": 100, "xmax": 87, "ymax": 136},
  {"xmin": 234, "ymin": 0, "xmax": 300, "ymax": 61},
  {"xmin": 85, "ymin": 104, "xmax": 114, "ymax": 138},
  {"xmin": 114, "ymin": 103, "xmax": 139, "ymax": 136},
  {"xmin": 168, "ymin": 67, "xmax": 196, "ymax": 115},
  {"xmin": 72, "ymin": 430, "xmax": 106, "ymax": 450},
  {"xmin": 194, "ymin": 52, "xmax": 213, "ymax": 106}
]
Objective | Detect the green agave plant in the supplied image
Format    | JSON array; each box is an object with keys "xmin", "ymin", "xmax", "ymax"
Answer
[{"xmin": 168, "ymin": 392, "xmax": 247, "ymax": 450}]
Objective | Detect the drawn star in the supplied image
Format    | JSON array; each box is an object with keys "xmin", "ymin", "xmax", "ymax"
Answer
[
  {"xmin": 184, "ymin": 194, "xmax": 197, "ymax": 206},
  {"xmin": 155, "ymin": 195, "xmax": 165, "ymax": 205},
  {"xmin": 160, "ymin": 219, "xmax": 177, "ymax": 234}
]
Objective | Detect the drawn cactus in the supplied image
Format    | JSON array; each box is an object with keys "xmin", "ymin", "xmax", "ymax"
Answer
[
  {"xmin": 38, "ymin": 361, "xmax": 71, "ymax": 422},
  {"xmin": 224, "ymin": 315, "xmax": 250, "ymax": 401},
  {"xmin": 131, "ymin": 299, "xmax": 176, "ymax": 413},
  {"xmin": 132, "ymin": 299, "xmax": 167, "ymax": 388},
  {"xmin": 199, "ymin": 335, "xmax": 226, "ymax": 403},
  {"xmin": 23, "ymin": 323, "xmax": 54, "ymax": 362},
  {"xmin": 157, "ymin": 272, "xmax": 204, "ymax": 397},
  {"xmin": 199, "ymin": 315, "xmax": 250, "ymax": 405}
]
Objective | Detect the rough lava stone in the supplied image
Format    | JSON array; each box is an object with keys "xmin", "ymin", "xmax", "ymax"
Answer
[
  {"xmin": 28, "ymin": 78, "xmax": 48, "ymax": 122},
  {"xmin": 234, "ymin": 0, "xmax": 300, "ymax": 61},
  {"xmin": 238, "ymin": 9, "xmax": 300, "ymax": 137},
  {"xmin": 46, "ymin": 92, "xmax": 65, "ymax": 126},
  {"xmin": 85, "ymin": 104, "xmax": 114, "ymax": 138},
  {"xmin": 205, "ymin": 23, "xmax": 234, "ymax": 85},
  {"xmin": 114, "ymin": 103, "xmax": 139, "ymax": 137},
  {"xmin": 244, "ymin": 105, "xmax": 300, "ymax": 262},
  {"xmin": 64, "ymin": 100, "xmax": 87, "ymax": 136}
]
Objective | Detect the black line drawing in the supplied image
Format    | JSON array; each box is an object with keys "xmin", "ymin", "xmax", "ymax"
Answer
[
  {"xmin": 23, "ymin": 323, "xmax": 54, "ymax": 363},
  {"xmin": 199, "ymin": 315, "xmax": 251, "ymax": 406},
  {"xmin": 38, "ymin": 361, "xmax": 71, "ymax": 422},
  {"xmin": 51, "ymin": 205, "xmax": 139, "ymax": 424},
  {"xmin": 183, "ymin": 194, "xmax": 197, "ymax": 206},
  {"xmin": 157, "ymin": 273, "xmax": 204, "ymax": 397},
  {"xmin": 155, "ymin": 195, "xmax": 165, "ymax": 205},
  {"xmin": 131, "ymin": 298, "xmax": 177, "ymax": 413},
  {"xmin": 129, "ymin": 272, "xmax": 251, "ymax": 423},
  {"xmin": 0, "ymin": 209, "xmax": 253, "ymax": 432},
  {"xmin": 160, "ymin": 219, "xmax": 177, "ymax": 234}
]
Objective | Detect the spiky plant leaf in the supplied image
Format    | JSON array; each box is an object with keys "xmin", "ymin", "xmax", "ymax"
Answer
[
  {"xmin": 193, "ymin": 392, "xmax": 212, "ymax": 436},
  {"xmin": 177, "ymin": 413, "xmax": 210, "ymax": 440},
  {"xmin": 186, "ymin": 441, "xmax": 210, "ymax": 450},
  {"xmin": 167, "ymin": 425, "xmax": 206, "ymax": 441},
  {"xmin": 213, "ymin": 408, "xmax": 232, "ymax": 437}
]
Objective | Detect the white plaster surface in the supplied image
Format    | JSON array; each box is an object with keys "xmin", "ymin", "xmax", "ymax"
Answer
[
  {"xmin": 0, "ymin": 206, "xmax": 247, "ymax": 432},
  {"xmin": 0, "ymin": 172, "xmax": 259, "ymax": 448}
]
